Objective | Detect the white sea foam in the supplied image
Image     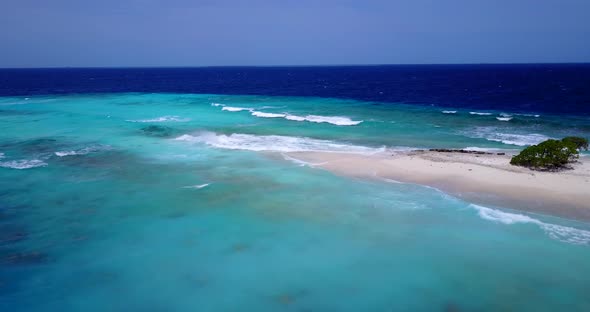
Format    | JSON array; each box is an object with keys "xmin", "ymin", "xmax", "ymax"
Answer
[
  {"xmin": 0, "ymin": 159, "xmax": 47, "ymax": 169},
  {"xmin": 516, "ymin": 113, "xmax": 540, "ymax": 118},
  {"xmin": 0, "ymin": 152, "xmax": 4, "ymax": 159},
  {"xmin": 284, "ymin": 115, "xmax": 306, "ymax": 121},
  {"xmin": 248, "ymin": 110, "xmax": 362, "ymax": 126},
  {"xmin": 486, "ymin": 133, "xmax": 549, "ymax": 146},
  {"xmin": 251, "ymin": 111, "xmax": 286, "ymax": 118},
  {"xmin": 127, "ymin": 116, "xmax": 189, "ymax": 123},
  {"xmin": 467, "ymin": 127, "xmax": 551, "ymax": 146},
  {"xmin": 55, "ymin": 145, "xmax": 110, "ymax": 157},
  {"xmin": 217, "ymin": 101, "xmax": 362, "ymax": 126},
  {"xmin": 473, "ymin": 204, "xmax": 537, "ymax": 225},
  {"xmin": 462, "ymin": 146, "xmax": 509, "ymax": 153},
  {"xmin": 182, "ymin": 183, "xmax": 210, "ymax": 189},
  {"xmin": 55, "ymin": 151, "xmax": 79, "ymax": 157},
  {"xmin": 175, "ymin": 132, "xmax": 385, "ymax": 154},
  {"xmin": 221, "ymin": 106, "xmax": 252, "ymax": 112},
  {"xmin": 496, "ymin": 117, "xmax": 513, "ymax": 121},
  {"xmin": 442, "ymin": 110, "xmax": 457, "ymax": 114},
  {"xmin": 379, "ymin": 177, "xmax": 404, "ymax": 184},
  {"xmin": 281, "ymin": 153, "xmax": 328, "ymax": 167},
  {"xmin": 471, "ymin": 204, "xmax": 590, "ymax": 245},
  {"xmin": 265, "ymin": 113, "xmax": 364, "ymax": 125},
  {"xmin": 303, "ymin": 115, "xmax": 362, "ymax": 126},
  {"xmin": 282, "ymin": 154, "xmax": 308, "ymax": 167},
  {"xmin": 469, "ymin": 112, "xmax": 493, "ymax": 116}
]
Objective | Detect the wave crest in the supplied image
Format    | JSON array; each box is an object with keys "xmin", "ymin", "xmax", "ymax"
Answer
[
  {"xmin": 127, "ymin": 116, "xmax": 189, "ymax": 123},
  {"xmin": 222, "ymin": 106, "xmax": 252, "ymax": 112},
  {"xmin": 251, "ymin": 111, "xmax": 286, "ymax": 118},
  {"xmin": 213, "ymin": 103, "xmax": 362, "ymax": 126},
  {"xmin": 175, "ymin": 132, "xmax": 384, "ymax": 154},
  {"xmin": 254, "ymin": 111, "xmax": 362, "ymax": 126},
  {"xmin": 0, "ymin": 159, "xmax": 47, "ymax": 169},
  {"xmin": 471, "ymin": 204, "xmax": 590, "ymax": 245},
  {"xmin": 467, "ymin": 127, "xmax": 551, "ymax": 146},
  {"xmin": 55, "ymin": 145, "xmax": 111, "ymax": 157},
  {"xmin": 285, "ymin": 115, "xmax": 306, "ymax": 121},
  {"xmin": 303, "ymin": 115, "xmax": 362, "ymax": 126},
  {"xmin": 182, "ymin": 183, "xmax": 210, "ymax": 189}
]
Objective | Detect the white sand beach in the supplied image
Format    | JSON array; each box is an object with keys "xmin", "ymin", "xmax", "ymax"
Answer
[{"xmin": 286, "ymin": 150, "xmax": 590, "ymax": 221}]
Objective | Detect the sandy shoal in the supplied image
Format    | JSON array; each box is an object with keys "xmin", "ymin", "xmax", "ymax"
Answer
[{"xmin": 284, "ymin": 151, "xmax": 590, "ymax": 221}]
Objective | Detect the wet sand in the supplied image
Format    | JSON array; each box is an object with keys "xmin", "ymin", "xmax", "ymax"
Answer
[{"xmin": 285, "ymin": 150, "xmax": 590, "ymax": 221}]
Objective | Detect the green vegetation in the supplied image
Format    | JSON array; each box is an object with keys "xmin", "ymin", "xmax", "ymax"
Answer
[
  {"xmin": 561, "ymin": 136, "xmax": 589, "ymax": 151},
  {"xmin": 510, "ymin": 137, "xmax": 587, "ymax": 170}
]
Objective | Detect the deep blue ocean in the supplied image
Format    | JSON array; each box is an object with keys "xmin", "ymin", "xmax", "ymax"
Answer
[
  {"xmin": 1, "ymin": 64, "xmax": 590, "ymax": 115},
  {"xmin": 1, "ymin": 65, "xmax": 590, "ymax": 311}
]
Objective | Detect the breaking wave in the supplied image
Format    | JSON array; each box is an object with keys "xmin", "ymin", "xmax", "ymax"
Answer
[
  {"xmin": 467, "ymin": 127, "xmax": 551, "ymax": 146},
  {"xmin": 442, "ymin": 110, "xmax": 457, "ymax": 114},
  {"xmin": 182, "ymin": 183, "xmax": 210, "ymax": 189},
  {"xmin": 174, "ymin": 132, "xmax": 384, "ymax": 154},
  {"xmin": 127, "ymin": 116, "xmax": 190, "ymax": 123},
  {"xmin": 251, "ymin": 111, "xmax": 286, "ymax": 118},
  {"xmin": 469, "ymin": 112, "xmax": 493, "ymax": 116},
  {"xmin": 462, "ymin": 146, "xmax": 510, "ymax": 153},
  {"xmin": 0, "ymin": 159, "xmax": 48, "ymax": 169},
  {"xmin": 254, "ymin": 111, "xmax": 362, "ymax": 125},
  {"xmin": 471, "ymin": 204, "xmax": 590, "ymax": 245},
  {"xmin": 285, "ymin": 115, "xmax": 306, "ymax": 121},
  {"xmin": 55, "ymin": 145, "xmax": 111, "ymax": 157},
  {"xmin": 253, "ymin": 110, "xmax": 362, "ymax": 126},
  {"xmin": 213, "ymin": 102, "xmax": 362, "ymax": 126},
  {"xmin": 303, "ymin": 115, "xmax": 362, "ymax": 126},
  {"xmin": 222, "ymin": 106, "xmax": 252, "ymax": 112}
]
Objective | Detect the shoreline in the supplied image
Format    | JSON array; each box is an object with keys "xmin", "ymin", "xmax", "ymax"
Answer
[{"xmin": 284, "ymin": 150, "xmax": 590, "ymax": 222}]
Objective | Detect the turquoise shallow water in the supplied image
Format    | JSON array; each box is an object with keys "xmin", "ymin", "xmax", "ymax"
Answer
[{"xmin": 1, "ymin": 93, "xmax": 590, "ymax": 311}]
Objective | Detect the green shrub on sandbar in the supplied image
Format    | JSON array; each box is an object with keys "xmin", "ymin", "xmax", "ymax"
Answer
[
  {"xmin": 510, "ymin": 138, "xmax": 584, "ymax": 170},
  {"xmin": 561, "ymin": 136, "xmax": 589, "ymax": 151}
]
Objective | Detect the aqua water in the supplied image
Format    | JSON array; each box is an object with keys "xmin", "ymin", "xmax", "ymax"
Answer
[{"xmin": 1, "ymin": 93, "xmax": 590, "ymax": 311}]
